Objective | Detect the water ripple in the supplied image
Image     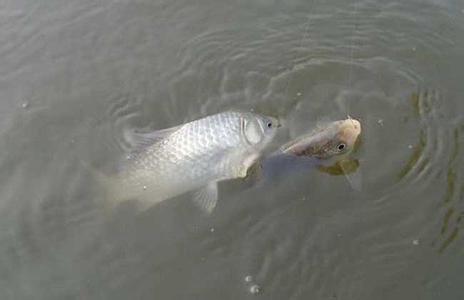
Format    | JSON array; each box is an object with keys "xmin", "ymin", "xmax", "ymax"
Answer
[{"xmin": 164, "ymin": 2, "xmax": 464, "ymax": 298}]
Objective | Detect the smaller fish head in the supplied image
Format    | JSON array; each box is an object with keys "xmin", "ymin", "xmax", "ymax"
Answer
[
  {"xmin": 317, "ymin": 118, "xmax": 361, "ymax": 159},
  {"xmin": 331, "ymin": 118, "xmax": 361, "ymax": 155},
  {"xmin": 285, "ymin": 118, "xmax": 361, "ymax": 160},
  {"xmin": 241, "ymin": 113, "xmax": 280, "ymax": 147}
]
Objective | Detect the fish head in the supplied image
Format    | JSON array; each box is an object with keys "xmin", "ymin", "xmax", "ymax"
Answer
[
  {"xmin": 283, "ymin": 118, "xmax": 361, "ymax": 161},
  {"xmin": 241, "ymin": 113, "xmax": 280, "ymax": 148},
  {"xmin": 328, "ymin": 118, "xmax": 361, "ymax": 157}
]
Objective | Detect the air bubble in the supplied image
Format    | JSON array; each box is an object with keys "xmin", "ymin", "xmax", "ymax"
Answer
[
  {"xmin": 249, "ymin": 284, "xmax": 260, "ymax": 294},
  {"xmin": 21, "ymin": 101, "xmax": 29, "ymax": 109},
  {"xmin": 244, "ymin": 275, "xmax": 253, "ymax": 282}
]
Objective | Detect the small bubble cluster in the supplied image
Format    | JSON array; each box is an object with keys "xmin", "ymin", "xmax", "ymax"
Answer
[{"xmin": 244, "ymin": 275, "xmax": 261, "ymax": 295}]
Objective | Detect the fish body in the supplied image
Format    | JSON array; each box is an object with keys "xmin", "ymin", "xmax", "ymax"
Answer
[
  {"xmin": 280, "ymin": 118, "xmax": 360, "ymax": 158},
  {"xmin": 259, "ymin": 118, "xmax": 361, "ymax": 180},
  {"xmin": 108, "ymin": 111, "xmax": 279, "ymax": 212}
]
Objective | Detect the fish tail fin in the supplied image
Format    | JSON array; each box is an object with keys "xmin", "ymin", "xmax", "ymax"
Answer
[{"xmin": 80, "ymin": 160, "xmax": 123, "ymax": 213}]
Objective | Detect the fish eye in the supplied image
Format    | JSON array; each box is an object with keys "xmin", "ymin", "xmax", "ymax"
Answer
[
  {"xmin": 337, "ymin": 143, "xmax": 346, "ymax": 151},
  {"xmin": 267, "ymin": 121, "xmax": 273, "ymax": 128}
]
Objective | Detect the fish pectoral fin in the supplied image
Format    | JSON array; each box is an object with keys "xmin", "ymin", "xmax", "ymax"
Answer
[
  {"xmin": 339, "ymin": 160, "xmax": 363, "ymax": 192},
  {"xmin": 237, "ymin": 153, "xmax": 260, "ymax": 178},
  {"xmin": 192, "ymin": 182, "xmax": 219, "ymax": 214}
]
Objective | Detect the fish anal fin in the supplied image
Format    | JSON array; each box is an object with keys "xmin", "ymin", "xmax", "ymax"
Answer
[{"xmin": 192, "ymin": 182, "xmax": 218, "ymax": 214}]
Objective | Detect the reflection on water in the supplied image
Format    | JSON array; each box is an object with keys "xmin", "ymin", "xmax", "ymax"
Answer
[
  {"xmin": 400, "ymin": 89, "xmax": 464, "ymax": 254},
  {"xmin": 435, "ymin": 122, "xmax": 463, "ymax": 254},
  {"xmin": 318, "ymin": 159, "xmax": 360, "ymax": 175},
  {"xmin": 397, "ymin": 129, "xmax": 426, "ymax": 180}
]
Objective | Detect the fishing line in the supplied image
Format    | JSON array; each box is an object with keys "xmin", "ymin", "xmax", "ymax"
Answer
[
  {"xmin": 282, "ymin": 10, "xmax": 363, "ymax": 191},
  {"xmin": 272, "ymin": 14, "xmax": 312, "ymax": 119},
  {"xmin": 283, "ymin": 14, "xmax": 312, "ymax": 99},
  {"xmin": 347, "ymin": 2, "xmax": 358, "ymax": 88},
  {"xmin": 339, "ymin": 1, "xmax": 359, "ymax": 118},
  {"xmin": 341, "ymin": 1, "xmax": 364, "ymax": 191}
]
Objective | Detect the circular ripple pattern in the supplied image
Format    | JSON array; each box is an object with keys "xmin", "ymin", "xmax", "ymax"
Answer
[{"xmin": 159, "ymin": 2, "xmax": 464, "ymax": 299}]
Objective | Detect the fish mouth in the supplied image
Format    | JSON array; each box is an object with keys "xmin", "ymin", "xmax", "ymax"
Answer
[{"xmin": 338, "ymin": 118, "xmax": 361, "ymax": 146}]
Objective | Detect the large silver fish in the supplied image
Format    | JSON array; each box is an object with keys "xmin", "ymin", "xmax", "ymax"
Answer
[{"xmin": 104, "ymin": 111, "xmax": 280, "ymax": 213}]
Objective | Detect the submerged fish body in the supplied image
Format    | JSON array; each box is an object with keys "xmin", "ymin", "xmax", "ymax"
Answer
[{"xmin": 107, "ymin": 111, "xmax": 279, "ymax": 212}]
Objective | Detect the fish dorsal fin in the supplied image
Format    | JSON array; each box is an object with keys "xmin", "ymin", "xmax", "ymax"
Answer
[
  {"xmin": 192, "ymin": 182, "xmax": 218, "ymax": 214},
  {"xmin": 126, "ymin": 125, "xmax": 182, "ymax": 150}
]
